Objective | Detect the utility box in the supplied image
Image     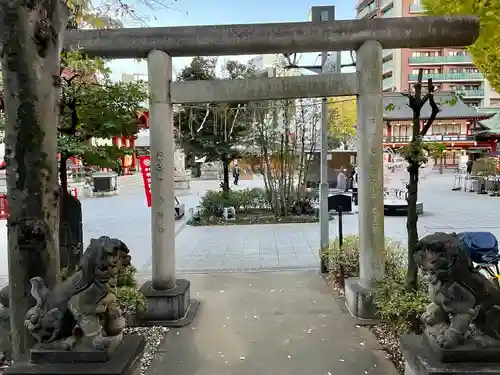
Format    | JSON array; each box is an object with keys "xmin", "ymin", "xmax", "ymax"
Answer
[{"xmin": 92, "ymin": 172, "xmax": 118, "ymax": 193}]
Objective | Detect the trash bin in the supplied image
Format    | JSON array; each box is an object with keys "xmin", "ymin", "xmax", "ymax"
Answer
[{"xmin": 92, "ymin": 172, "xmax": 118, "ymax": 193}]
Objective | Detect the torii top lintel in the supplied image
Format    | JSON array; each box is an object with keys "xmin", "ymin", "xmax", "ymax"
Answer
[{"xmin": 64, "ymin": 16, "xmax": 479, "ymax": 59}]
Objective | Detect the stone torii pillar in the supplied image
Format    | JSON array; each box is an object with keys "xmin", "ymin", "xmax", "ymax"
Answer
[
  {"xmin": 344, "ymin": 40, "xmax": 385, "ymax": 319},
  {"xmin": 138, "ymin": 49, "xmax": 199, "ymax": 326}
]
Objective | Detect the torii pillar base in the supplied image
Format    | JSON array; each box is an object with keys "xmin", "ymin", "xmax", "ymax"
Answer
[{"xmin": 136, "ymin": 279, "xmax": 200, "ymax": 327}]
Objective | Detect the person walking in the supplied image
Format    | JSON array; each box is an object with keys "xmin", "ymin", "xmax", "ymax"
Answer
[
  {"xmin": 351, "ymin": 167, "xmax": 358, "ymax": 205},
  {"xmin": 233, "ymin": 165, "xmax": 240, "ymax": 185},
  {"xmin": 337, "ymin": 167, "xmax": 347, "ymax": 192},
  {"xmin": 466, "ymin": 158, "xmax": 474, "ymax": 175}
]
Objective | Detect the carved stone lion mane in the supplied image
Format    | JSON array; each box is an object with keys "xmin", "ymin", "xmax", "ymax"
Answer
[{"xmin": 24, "ymin": 236, "xmax": 131, "ymax": 351}]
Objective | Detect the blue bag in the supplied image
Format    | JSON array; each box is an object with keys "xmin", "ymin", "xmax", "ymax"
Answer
[{"xmin": 457, "ymin": 232, "xmax": 499, "ymax": 264}]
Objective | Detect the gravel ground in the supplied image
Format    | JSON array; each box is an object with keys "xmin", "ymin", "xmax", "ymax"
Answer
[
  {"xmin": 124, "ymin": 326, "xmax": 169, "ymax": 374},
  {"xmin": 0, "ymin": 327, "xmax": 168, "ymax": 375},
  {"xmin": 370, "ymin": 324, "xmax": 404, "ymax": 374}
]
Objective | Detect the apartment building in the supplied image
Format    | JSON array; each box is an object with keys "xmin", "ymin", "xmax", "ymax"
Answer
[{"xmin": 356, "ymin": 0, "xmax": 500, "ymax": 108}]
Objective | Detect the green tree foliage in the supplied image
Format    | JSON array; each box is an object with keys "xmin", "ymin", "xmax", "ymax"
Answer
[
  {"xmin": 424, "ymin": 141, "xmax": 447, "ymax": 174},
  {"xmin": 175, "ymin": 57, "xmax": 253, "ymax": 191},
  {"xmin": 328, "ymin": 96, "xmax": 356, "ymax": 149},
  {"xmin": 58, "ymin": 50, "xmax": 147, "ymax": 192},
  {"xmin": 422, "ymin": 0, "xmax": 500, "ymax": 91}
]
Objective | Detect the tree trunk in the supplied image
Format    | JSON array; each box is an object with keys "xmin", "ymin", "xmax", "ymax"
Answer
[
  {"xmin": 0, "ymin": 0, "xmax": 68, "ymax": 360},
  {"xmin": 406, "ymin": 162, "xmax": 419, "ymax": 291},
  {"xmin": 297, "ymin": 129, "xmax": 306, "ymax": 201},
  {"xmin": 406, "ymin": 108, "xmax": 421, "ymax": 292},
  {"xmin": 439, "ymin": 156, "xmax": 444, "ymax": 174},
  {"xmin": 221, "ymin": 153, "xmax": 230, "ymax": 192}
]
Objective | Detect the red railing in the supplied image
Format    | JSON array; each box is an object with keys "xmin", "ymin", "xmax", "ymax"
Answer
[{"xmin": 0, "ymin": 194, "xmax": 8, "ymax": 219}]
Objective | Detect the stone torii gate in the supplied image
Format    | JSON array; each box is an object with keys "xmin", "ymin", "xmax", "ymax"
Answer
[{"xmin": 65, "ymin": 16, "xmax": 479, "ymax": 321}]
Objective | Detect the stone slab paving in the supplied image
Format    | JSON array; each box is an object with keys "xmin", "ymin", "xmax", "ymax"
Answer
[
  {"xmin": 166, "ymin": 173, "xmax": 500, "ymax": 273},
  {"xmin": 147, "ymin": 271, "xmax": 399, "ymax": 375}
]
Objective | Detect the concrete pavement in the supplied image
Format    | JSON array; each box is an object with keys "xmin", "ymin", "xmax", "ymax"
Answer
[{"xmin": 147, "ymin": 271, "xmax": 399, "ymax": 375}]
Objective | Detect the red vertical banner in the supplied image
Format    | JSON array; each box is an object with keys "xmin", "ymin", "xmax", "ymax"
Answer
[{"xmin": 139, "ymin": 156, "xmax": 152, "ymax": 207}]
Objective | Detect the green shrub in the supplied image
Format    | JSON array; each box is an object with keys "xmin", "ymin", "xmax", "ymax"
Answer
[
  {"xmin": 118, "ymin": 265, "xmax": 138, "ymax": 288},
  {"xmin": 199, "ymin": 188, "xmax": 268, "ymax": 216},
  {"xmin": 321, "ymin": 234, "xmax": 429, "ymax": 334},
  {"xmin": 116, "ymin": 264, "xmax": 146, "ymax": 314},
  {"xmin": 117, "ymin": 285, "xmax": 147, "ymax": 314},
  {"xmin": 321, "ymin": 235, "xmax": 405, "ymax": 281},
  {"xmin": 372, "ymin": 273, "xmax": 429, "ymax": 334}
]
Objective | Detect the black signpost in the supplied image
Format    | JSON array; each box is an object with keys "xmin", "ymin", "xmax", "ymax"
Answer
[
  {"xmin": 337, "ymin": 205, "xmax": 345, "ymax": 289},
  {"xmin": 321, "ymin": 194, "xmax": 351, "ymax": 274}
]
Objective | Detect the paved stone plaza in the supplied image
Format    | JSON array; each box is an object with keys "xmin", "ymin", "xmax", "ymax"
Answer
[
  {"xmin": 170, "ymin": 173, "xmax": 500, "ymax": 273},
  {"xmin": 0, "ymin": 172, "xmax": 498, "ymax": 280},
  {"xmin": 90, "ymin": 173, "xmax": 500, "ymax": 274}
]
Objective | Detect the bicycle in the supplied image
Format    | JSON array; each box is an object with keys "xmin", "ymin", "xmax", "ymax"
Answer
[
  {"xmin": 473, "ymin": 255, "xmax": 500, "ymax": 288},
  {"xmin": 458, "ymin": 231, "xmax": 500, "ymax": 288}
]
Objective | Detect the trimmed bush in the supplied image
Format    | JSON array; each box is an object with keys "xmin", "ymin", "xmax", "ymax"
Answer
[
  {"xmin": 117, "ymin": 285, "xmax": 147, "ymax": 315},
  {"xmin": 321, "ymin": 235, "xmax": 429, "ymax": 334},
  {"xmin": 199, "ymin": 188, "xmax": 268, "ymax": 216},
  {"xmin": 372, "ymin": 271, "xmax": 429, "ymax": 334},
  {"xmin": 321, "ymin": 235, "xmax": 405, "ymax": 281},
  {"xmin": 117, "ymin": 264, "xmax": 146, "ymax": 314}
]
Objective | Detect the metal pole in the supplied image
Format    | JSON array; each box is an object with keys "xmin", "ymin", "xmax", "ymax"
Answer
[
  {"xmin": 320, "ymin": 50, "xmax": 330, "ymax": 273},
  {"xmin": 310, "ymin": 6, "xmax": 337, "ymax": 273},
  {"xmin": 338, "ymin": 207, "xmax": 345, "ymax": 290}
]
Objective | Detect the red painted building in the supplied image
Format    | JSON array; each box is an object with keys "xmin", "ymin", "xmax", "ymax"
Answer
[
  {"xmin": 476, "ymin": 113, "xmax": 500, "ymax": 157},
  {"xmin": 110, "ymin": 110, "xmax": 149, "ymax": 174},
  {"xmin": 383, "ymin": 93, "xmax": 494, "ymax": 167}
]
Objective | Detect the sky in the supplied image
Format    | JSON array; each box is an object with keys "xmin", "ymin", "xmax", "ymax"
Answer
[{"xmin": 108, "ymin": 0, "xmax": 357, "ymax": 81}]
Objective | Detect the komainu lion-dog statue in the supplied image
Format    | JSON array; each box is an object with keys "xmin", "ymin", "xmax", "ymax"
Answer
[
  {"xmin": 414, "ymin": 232, "xmax": 500, "ymax": 349},
  {"xmin": 24, "ymin": 236, "xmax": 131, "ymax": 351}
]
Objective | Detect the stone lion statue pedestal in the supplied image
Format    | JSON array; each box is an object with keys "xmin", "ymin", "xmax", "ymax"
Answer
[
  {"xmin": 6, "ymin": 236, "xmax": 145, "ymax": 375},
  {"xmin": 400, "ymin": 232, "xmax": 500, "ymax": 375},
  {"xmin": 6, "ymin": 335, "xmax": 145, "ymax": 375},
  {"xmin": 401, "ymin": 332, "xmax": 500, "ymax": 375}
]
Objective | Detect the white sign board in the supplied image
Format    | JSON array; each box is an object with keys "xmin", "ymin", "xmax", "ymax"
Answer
[{"xmin": 322, "ymin": 52, "xmax": 341, "ymax": 74}]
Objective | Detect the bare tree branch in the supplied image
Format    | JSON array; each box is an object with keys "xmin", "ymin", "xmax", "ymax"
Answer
[{"xmin": 420, "ymin": 79, "xmax": 440, "ymax": 136}]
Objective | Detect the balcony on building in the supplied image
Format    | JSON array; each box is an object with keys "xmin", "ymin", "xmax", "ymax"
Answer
[
  {"xmin": 381, "ymin": 6, "xmax": 394, "ymax": 17},
  {"xmin": 384, "ymin": 134, "xmax": 474, "ymax": 143},
  {"xmin": 383, "ymin": 75, "xmax": 395, "ymax": 92},
  {"xmin": 408, "ymin": 72, "xmax": 484, "ymax": 82},
  {"xmin": 409, "ymin": 3, "xmax": 424, "ymax": 13},
  {"xmin": 357, "ymin": 0, "xmax": 378, "ymax": 18},
  {"xmin": 455, "ymin": 88, "xmax": 485, "ymax": 98},
  {"xmin": 383, "ymin": 60, "xmax": 393, "ymax": 74},
  {"xmin": 409, "ymin": 54, "xmax": 473, "ymax": 65},
  {"xmin": 380, "ymin": 0, "xmax": 392, "ymax": 11}
]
